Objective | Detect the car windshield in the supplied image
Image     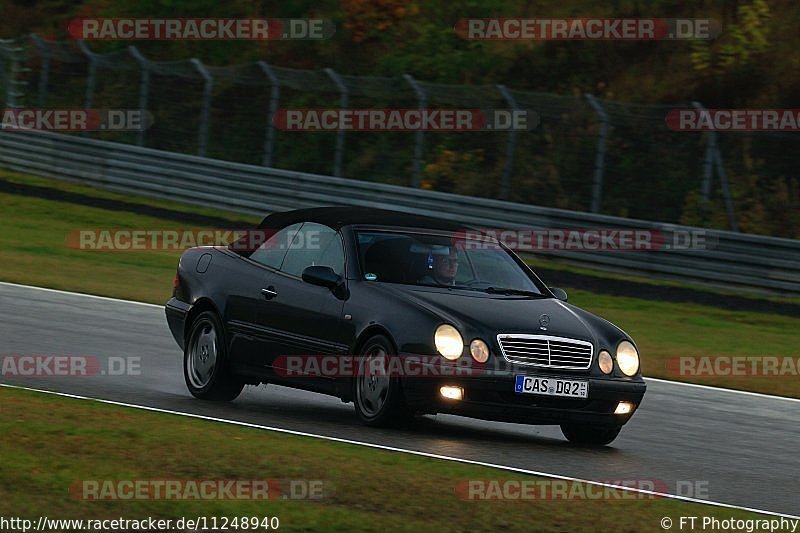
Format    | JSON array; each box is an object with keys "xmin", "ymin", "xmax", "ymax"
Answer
[{"xmin": 356, "ymin": 229, "xmax": 545, "ymax": 295}]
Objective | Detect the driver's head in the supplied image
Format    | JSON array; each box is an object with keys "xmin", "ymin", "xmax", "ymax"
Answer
[{"xmin": 433, "ymin": 248, "xmax": 459, "ymax": 284}]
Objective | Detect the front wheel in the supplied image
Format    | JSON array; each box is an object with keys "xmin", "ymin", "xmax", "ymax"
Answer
[
  {"xmin": 184, "ymin": 311, "xmax": 244, "ymax": 401},
  {"xmin": 560, "ymin": 423, "xmax": 622, "ymax": 447},
  {"xmin": 353, "ymin": 335, "xmax": 414, "ymax": 427}
]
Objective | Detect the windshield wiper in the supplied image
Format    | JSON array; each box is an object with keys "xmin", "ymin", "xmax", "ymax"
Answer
[
  {"xmin": 415, "ymin": 282, "xmax": 481, "ymax": 291},
  {"xmin": 484, "ymin": 287, "xmax": 545, "ymax": 297}
]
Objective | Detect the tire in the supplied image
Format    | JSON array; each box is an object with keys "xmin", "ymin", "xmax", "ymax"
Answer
[
  {"xmin": 353, "ymin": 334, "xmax": 414, "ymax": 427},
  {"xmin": 560, "ymin": 423, "xmax": 622, "ymax": 447},
  {"xmin": 183, "ymin": 310, "xmax": 244, "ymax": 401}
]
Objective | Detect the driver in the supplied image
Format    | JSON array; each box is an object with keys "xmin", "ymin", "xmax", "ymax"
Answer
[{"xmin": 418, "ymin": 247, "xmax": 459, "ymax": 286}]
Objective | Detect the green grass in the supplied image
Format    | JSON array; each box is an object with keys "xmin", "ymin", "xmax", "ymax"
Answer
[
  {"xmin": 0, "ymin": 386, "xmax": 784, "ymax": 531},
  {"xmin": 0, "ymin": 172, "xmax": 798, "ymax": 398},
  {"xmin": 0, "ymin": 189, "xmax": 186, "ymax": 304}
]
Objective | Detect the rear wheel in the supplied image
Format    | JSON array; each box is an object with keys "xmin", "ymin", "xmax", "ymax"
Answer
[
  {"xmin": 353, "ymin": 335, "xmax": 414, "ymax": 427},
  {"xmin": 560, "ymin": 423, "xmax": 622, "ymax": 447},
  {"xmin": 184, "ymin": 311, "xmax": 244, "ymax": 401}
]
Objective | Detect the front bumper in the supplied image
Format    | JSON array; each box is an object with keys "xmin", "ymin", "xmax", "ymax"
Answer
[{"xmin": 402, "ymin": 369, "xmax": 646, "ymax": 426}]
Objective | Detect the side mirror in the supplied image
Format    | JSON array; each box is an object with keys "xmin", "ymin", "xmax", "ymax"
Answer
[
  {"xmin": 302, "ymin": 265, "xmax": 342, "ymax": 289},
  {"xmin": 549, "ymin": 287, "xmax": 568, "ymax": 302}
]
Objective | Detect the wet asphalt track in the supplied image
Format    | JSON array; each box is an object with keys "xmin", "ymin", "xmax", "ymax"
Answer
[{"xmin": 1, "ymin": 282, "xmax": 798, "ymax": 517}]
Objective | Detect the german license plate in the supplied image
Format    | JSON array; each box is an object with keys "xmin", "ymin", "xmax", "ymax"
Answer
[{"xmin": 514, "ymin": 375, "xmax": 588, "ymax": 398}]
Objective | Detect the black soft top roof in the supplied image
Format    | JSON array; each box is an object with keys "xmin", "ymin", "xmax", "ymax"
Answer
[{"xmin": 258, "ymin": 207, "xmax": 466, "ymax": 232}]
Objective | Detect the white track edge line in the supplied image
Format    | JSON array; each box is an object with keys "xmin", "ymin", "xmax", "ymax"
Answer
[
  {"xmin": 2, "ymin": 383, "xmax": 798, "ymax": 521},
  {"xmin": 2, "ymin": 281, "xmax": 798, "ymax": 403},
  {"xmin": 0, "ymin": 281, "xmax": 162, "ymax": 308},
  {"xmin": 644, "ymin": 377, "xmax": 800, "ymax": 403}
]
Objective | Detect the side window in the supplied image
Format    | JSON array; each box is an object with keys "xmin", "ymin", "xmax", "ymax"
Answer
[
  {"xmin": 249, "ymin": 223, "xmax": 303, "ymax": 269},
  {"xmin": 453, "ymin": 246, "xmax": 476, "ymax": 284},
  {"xmin": 280, "ymin": 223, "xmax": 344, "ymax": 277}
]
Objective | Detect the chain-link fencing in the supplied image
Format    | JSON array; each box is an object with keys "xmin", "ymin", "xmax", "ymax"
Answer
[{"xmin": 1, "ymin": 34, "xmax": 797, "ymax": 237}]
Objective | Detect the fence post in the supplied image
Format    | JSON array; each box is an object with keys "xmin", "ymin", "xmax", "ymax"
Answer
[
  {"xmin": 258, "ymin": 61, "xmax": 280, "ymax": 167},
  {"xmin": 496, "ymin": 84, "xmax": 519, "ymax": 200},
  {"xmin": 692, "ymin": 101, "xmax": 714, "ymax": 205},
  {"xmin": 324, "ymin": 67, "xmax": 347, "ymax": 177},
  {"xmin": 76, "ymin": 40, "xmax": 96, "ymax": 110},
  {"xmin": 0, "ymin": 41, "xmax": 11, "ymax": 108},
  {"xmin": 692, "ymin": 101, "xmax": 738, "ymax": 231},
  {"xmin": 30, "ymin": 34, "xmax": 50, "ymax": 108},
  {"xmin": 0, "ymin": 42, "xmax": 5, "ymax": 107},
  {"xmin": 190, "ymin": 58, "xmax": 212, "ymax": 158},
  {"xmin": 0, "ymin": 39, "xmax": 27, "ymax": 109},
  {"xmin": 712, "ymin": 143, "xmax": 739, "ymax": 232},
  {"xmin": 585, "ymin": 94, "xmax": 608, "ymax": 214},
  {"xmin": 128, "ymin": 46, "xmax": 151, "ymax": 147},
  {"xmin": 403, "ymin": 74, "xmax": 426, "ymax": 188}
]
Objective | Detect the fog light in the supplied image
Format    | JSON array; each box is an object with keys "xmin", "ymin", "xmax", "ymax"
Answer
[
  {"xmin": 440, "ymin": 386, "xmax": 464, "ymax": 401},
  {"xmin": 614, "ymin": 401, "xmax": 635, "ymax": 415}
]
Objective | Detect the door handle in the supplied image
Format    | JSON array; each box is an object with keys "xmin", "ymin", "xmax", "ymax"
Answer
[{"xmin": 261, "ymin": 286, "xmax": 278, "ymax": 299}]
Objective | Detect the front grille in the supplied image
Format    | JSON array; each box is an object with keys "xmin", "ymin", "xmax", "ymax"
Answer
[{"xmin": 497, "ymin": 334, "xmax": 593, "ymax": 370}]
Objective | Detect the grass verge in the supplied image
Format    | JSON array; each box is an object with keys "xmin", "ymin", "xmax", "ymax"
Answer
[
  {"xmin": 0, "ymin": 173, "xmax": 797, "ymax": 398},
  {"xmin": 0, "ymin": 387, "xmax": 784, "ymax": 531}
]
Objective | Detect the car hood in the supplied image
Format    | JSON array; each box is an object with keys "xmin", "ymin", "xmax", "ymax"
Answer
[{"xmin": 380, "ymin": 285, "xmax": 616, "ymax": 345}]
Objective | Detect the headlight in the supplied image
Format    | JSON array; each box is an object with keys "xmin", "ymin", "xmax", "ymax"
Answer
[
  {"xmin": 469, "ymin": 339, "xmax": 490, "ymax": 363},
  {"xmin": 616, "ymin": 340, "xmax": 640, "ymax": 376},
  {"xmin": 435, "ymin": 324, "xmax": 464, "ymax": 360},
  {"xmin": 598, "ymin": 350, "xmax": 613, "ymax": 374}
]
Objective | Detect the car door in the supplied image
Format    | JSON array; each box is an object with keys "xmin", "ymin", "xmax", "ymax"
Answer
[
  {"xmin": 220, "ymin": 247, "xmax": 271, "ymax": 368},
  {"xmin": 229, "ymin": 222, "xmax": 303, "ymax": 371},
  {"xmin": 255, "ymin": 222, "xmax": 348, "ymax": 385}
]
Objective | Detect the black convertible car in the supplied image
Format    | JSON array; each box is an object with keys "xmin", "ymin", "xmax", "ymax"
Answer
[{"xmin": 165, "ymin": 207, "xmax": 645, "ymax": 446}]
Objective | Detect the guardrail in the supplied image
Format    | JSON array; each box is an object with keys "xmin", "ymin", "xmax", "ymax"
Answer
[{"xmin": 1, "ymin": 130, "xmax": 798, "ymax": 294}]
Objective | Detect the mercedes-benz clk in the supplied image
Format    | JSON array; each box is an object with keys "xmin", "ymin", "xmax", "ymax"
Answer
[{"xmin": 166, "ymin": 207, "xmax": 646, "ymax": 446}]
